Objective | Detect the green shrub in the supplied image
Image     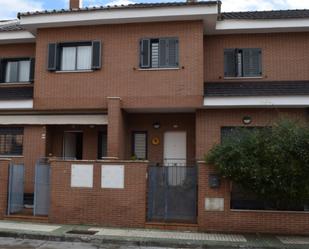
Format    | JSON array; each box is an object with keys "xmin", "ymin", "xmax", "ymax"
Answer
[{"xmin": 205, "ymin": 119, "xmax": 309, "ymax": 203}]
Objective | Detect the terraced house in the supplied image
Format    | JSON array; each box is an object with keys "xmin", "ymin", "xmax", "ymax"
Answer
[{"xmin": 0, "ymin": 0, "xmax": 308, "ymax": 235}]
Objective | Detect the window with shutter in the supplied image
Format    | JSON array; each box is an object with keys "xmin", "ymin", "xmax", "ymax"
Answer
[
  {"xmin": 140, "ymin": 37, "xmax": 179, "ymax": 69},
  {"xmin": 47, "ymin": 41, "xmax": 101, "ymax": 72},
  {"xmin": 224, "ymin": 48, "xmax": 262, "ymax": 78},
  {"xmin": 132, "ymin": 131, "xmax": 147, "ymax": 160},
  {"xmin": 0, "ymin": 59, "xmax": 32, "ymax": 83}
]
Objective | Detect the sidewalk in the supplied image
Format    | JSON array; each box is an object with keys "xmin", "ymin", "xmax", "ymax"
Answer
[{"xmin": 0, "ymin": 220, "xmax": 307, "ymax": 249}]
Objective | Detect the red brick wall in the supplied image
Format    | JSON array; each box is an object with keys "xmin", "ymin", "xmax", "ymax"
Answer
[
  {"xmin": 0, "ymin": 160, "xmax": 10, "ymax": 218},
  {"xmin": 204, "ymin": 33, "xmax": 309, "ymax": 82},
  {"xmin": 198, "ymin": 163, "xmax": 309, "ymax": 235},
  {"xmin": 49, "ymin": 160, "xmax": 148, "ymax": 227},
  {"xmin": 126, "ymin": 113, "xmax": 196, "ymax": 164},
  {"xmin": 0, "ymin": 43, "xmax": 35, "ymax": 58},
  {"xmin": 34, "ymin": 21, "xmax": 204, "ymax": 110}
]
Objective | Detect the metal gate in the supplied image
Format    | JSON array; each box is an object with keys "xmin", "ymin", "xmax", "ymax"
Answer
[
  {"xmin": 147, "ymin": 165, "xmax": 197, "ymax": 223},
  {"xmin": 33, "ymin": 158, "xmax": 50, "ymax": 216},
  {"xmin": 7, "ymin": 164, "xmax": 24, "ymax": 215}
]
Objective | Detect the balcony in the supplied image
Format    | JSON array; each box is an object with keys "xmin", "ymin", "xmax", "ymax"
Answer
[{"xmin": 0, "ymin": 84, "xmax": 33, "ymax": 110}]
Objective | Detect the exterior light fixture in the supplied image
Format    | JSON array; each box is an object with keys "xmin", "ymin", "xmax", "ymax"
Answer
[
  {"xmin": 153, "ymin": 122, "xmax": 160, "ymax": 129},
  {"xmin": 243, "ymin": 116, "xmax": 252, "ymax": 125}
]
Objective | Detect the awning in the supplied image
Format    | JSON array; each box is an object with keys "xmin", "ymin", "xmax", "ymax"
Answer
[{"xmin": 0, "ymin": 114, "xmax": 108, "ymax": 125}]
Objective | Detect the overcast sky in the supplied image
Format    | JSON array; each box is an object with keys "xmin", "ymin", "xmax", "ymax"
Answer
[{"xmin": 1, "ymin": 0, "xmax": 309, "ymax": 20}]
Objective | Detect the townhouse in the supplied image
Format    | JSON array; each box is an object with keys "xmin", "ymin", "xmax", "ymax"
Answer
[{"xmin": 0, "ymin": 0, "xmax": 308, "ymax": 234}]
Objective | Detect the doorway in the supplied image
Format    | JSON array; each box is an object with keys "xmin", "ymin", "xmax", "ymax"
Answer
[{"xmin": 63, "ymin": 131, "xmax": 83, "ymax": 160}]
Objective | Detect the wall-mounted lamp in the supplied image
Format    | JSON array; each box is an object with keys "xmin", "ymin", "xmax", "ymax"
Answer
[
  {"xmin": 243, "ymin": 116, "xmax": 252, "ymax": 125},
  {"xmin": 152, "ymin": 122, "xmax": 161, "ymax": 129}
]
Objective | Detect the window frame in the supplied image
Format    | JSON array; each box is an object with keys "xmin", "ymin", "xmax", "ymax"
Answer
[
  {"xmin": 0, "ymin": 127, "xmax": 24, "ymax": 156},
  {"xmin": 224, "ymin": 48, "xmax": 262, "ymax": 78},
  {"xmin": 2, "ymin": 58, "xmax": 32, "ymax": 84},
  {"xmin": 59, "ymin": 41, "xmax": 93, "ymax": 72},
  {"xmin": 140, "ymin": 37, "xmax": 179, "ymax": 69},
  {"xmin": 132, "ymin": 131, "xmax": 148, "ymax": 160}
]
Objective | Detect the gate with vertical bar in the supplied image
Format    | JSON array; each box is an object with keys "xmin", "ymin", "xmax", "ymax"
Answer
[
  {"xmin": 147, "ymin": 165, "xmax": 197, "ymax": 223},
  {"xmin": 33, "ymin": 158, "xmax": 50, "ymax": 216},
  {"xmin": 7, "ymin": 163, "xmax": 24, "ymax": 215}
]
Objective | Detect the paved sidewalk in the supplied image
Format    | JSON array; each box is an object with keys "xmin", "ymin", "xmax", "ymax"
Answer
[{"xmin": 0, "ymin": 220, "xmax": 307, "ymax": 248}]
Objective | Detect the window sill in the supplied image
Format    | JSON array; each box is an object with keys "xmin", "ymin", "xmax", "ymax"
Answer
[
  {"xmin": 224, "ymin": 76, "xmax": 263, "ymax": 80},
  {"xmin": 0, "ymin": 155, "xmax": 24, "ymax": 158},
  {"xmin": 230, "ymin": 209, "xmax": 309, "ymax": 214},
  {"xmin": 55, "ymin": 70, "xmax": 94, "ymax": 73},
  {"xmin": 0, "ymin": 82, "xmax": 32, "ymax": 86},
  {"xmin": 138, "ymin": 67, "xmax": 180, "ymax": 71}
]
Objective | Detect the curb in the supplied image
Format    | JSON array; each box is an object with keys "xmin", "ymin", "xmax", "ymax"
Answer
[{"xmin": 0, "ymin": 230, "xmax": 292, "ymax": 249}]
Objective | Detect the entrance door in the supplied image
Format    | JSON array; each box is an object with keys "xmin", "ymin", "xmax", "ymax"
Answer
[
  {"xmin": 163, "ymin": 131, "xmax": 186, "ymax": 166},
  {"xmin": 63, "ymin": 131, "xmax": 83, "ymax": 160}
]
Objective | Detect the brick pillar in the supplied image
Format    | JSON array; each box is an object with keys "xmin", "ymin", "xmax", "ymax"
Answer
[
  {"xmin": 107, "ymin": 97, "xmax": 126, "ymax": 159},
  {"xmin": 0, "ymin": 160, "xmax": 10, "ymax": 218}
]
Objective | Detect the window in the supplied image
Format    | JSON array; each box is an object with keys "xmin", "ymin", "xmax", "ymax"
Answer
[
  {"xmin": 0, "ymin": 128, "xmax": 23, "ymax": 156},
  {"xmin": 224, "ymin": 48, "xmax": 262, "ymax": 77},
  {"xmin": 0, "ymin": 59, "xmax": 34, "ymax": 83},
  {"xmin": 132, "ymin": 131, "xmax": 147, "ymax": 159},
  {"xmin": 98, "ymin": 131, "xmax": 107, "ymax": 159},
  {"xmin": 140, "ymin": 38, "xmax": 179, "ymax": 69},
  {"xmin": 61, "ymin": 45, "xmax": 92, "ymax": 71},
  {"xmin": 47, "ymin": 41, "xmax": 101, "ymax": 72}
]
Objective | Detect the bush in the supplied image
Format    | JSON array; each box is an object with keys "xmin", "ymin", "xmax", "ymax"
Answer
[{"xmin": 205, "ymin": 120, "xmax": 309, "ymax": 204}]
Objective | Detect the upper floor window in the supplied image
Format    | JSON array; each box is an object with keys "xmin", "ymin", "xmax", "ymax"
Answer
[
  {"xmin": 140, "ymin": 38, "xmax": 179, "ymax": 69},
  {"xmin": 0, "ymin": 58, "xmax": 34, "ymax": 83},
  {"xmin": 47, "ymin": 41, "xmax": 101, "ymax": 72},
  {"xmin": 224, "ymin": 48, "xmax": 262, "ymax": 78},
  {"xmin": 0, "ymin": 128, "xmax": 23, "ymax": 156}
]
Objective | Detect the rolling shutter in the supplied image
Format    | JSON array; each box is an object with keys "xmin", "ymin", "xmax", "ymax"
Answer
[
  {"xmin": 242, "ymin": 48, "xmax": 262, "ymax": 77},
  {"xmin": 47, "ymin": 43, "xmax": 58, "ymax": 71},
  {"xmin": 140, "ymin": 39, "xmax": 150, "ymax": 68},
  {"xmin": 91, "ymin": 40, "xmax": 101, "ymax": 70},
  {"xmin": 224, "ymin": 49, "xmax": 236, "ymax": 77},
  {"xmin": 29, "ymin": 58, "xmax": 35, "ymax": 82}
]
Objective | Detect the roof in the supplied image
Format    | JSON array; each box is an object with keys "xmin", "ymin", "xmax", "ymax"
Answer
[
  {"xmin": 221, "ymin": 9, "xmax": 309, "ymax": 20},
  {"xmin": 204, "ymin": 81, "xmax": 309, "ymax": 97},
  {"xmin": 0, "ymin": 86, "xmax": 33, "ymax": 100},
  {"xmin": 0, "ymin": 20, "xmax": 23, "ymax": 32},
  {"xmin": 18, "ymin": 1, "xmax": 218, "ymax": 17}
]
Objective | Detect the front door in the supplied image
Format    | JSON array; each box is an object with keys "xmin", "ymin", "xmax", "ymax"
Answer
[
  {"xmin": 63, "ymin": 131, "xmax": 83, "ymax": 160},
  {"xmin": 163, "ymin": 131, "xmax": 186, "ymax": 166}
]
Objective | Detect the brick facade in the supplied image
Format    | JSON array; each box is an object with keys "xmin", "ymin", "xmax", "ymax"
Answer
[
  {"xmin": 33, "ymin": 21, "xmax": 204, "ymax": 110},
  {"xmin": 49, "ymin": 160, "xmax": 147, "ymax": 227},
  {"xmin": 204, "ymin": 33, "xmax": 309, "ymax": 82}
]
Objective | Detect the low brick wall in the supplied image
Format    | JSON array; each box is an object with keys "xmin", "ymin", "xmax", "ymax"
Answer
[
  {"xmin": 49, "ymin": 160, "xmax": 148, "ymax": 227},
  {"xmin": 198, "ymin": 162, "xmax": 309, "ymax": 235},
  {"xmin": 0, "ymin": 159, "xmax": 10, "ymax": 218}
]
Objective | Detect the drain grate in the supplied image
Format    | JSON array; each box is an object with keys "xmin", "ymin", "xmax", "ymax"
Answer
[{"xmin": 66, "ymin": 230, "xmax": 98, "ymax": 235}]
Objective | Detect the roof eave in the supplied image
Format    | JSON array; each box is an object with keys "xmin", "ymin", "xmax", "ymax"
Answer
[
  {"xmin": 19, "ymin": 4, "xmax": 219, "ymax": 34},
  {"xmin": 0, "ymin": 30, "xmax": 35, "ymax": 44}
]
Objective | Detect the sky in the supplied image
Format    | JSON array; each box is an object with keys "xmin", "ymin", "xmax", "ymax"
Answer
[{"xmin": 1, "ymin": 0, "xmax": 309, "ymax": 20}]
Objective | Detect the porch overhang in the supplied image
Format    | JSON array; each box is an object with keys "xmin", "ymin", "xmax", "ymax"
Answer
[{"xmin": 0, "ymin": 114, "xmax": 107, "ymax": 125}]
